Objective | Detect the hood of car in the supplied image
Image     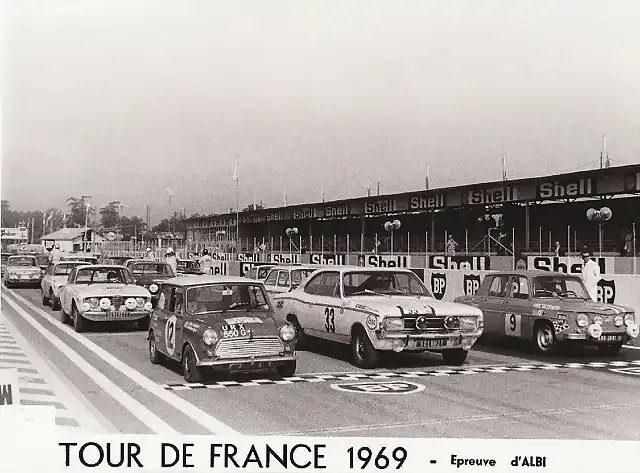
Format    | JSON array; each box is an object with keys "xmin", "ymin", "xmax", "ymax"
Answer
[
  {"xmin": 72, "ymin": 284, "xmax": 151, "ymax": 298},
  {"xmin": 192, "ymin": 312, "xmax": 278, "ymax": 334},
  {"xmin": 347, "ymin": 295, "xmax": 483, "ymax": 317},
  {"xmin": 533, "ymin": 299, "xmax": 633, "ymax": 315}
]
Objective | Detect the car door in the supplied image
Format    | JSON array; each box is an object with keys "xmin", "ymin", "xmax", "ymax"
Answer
[
  {"xmin": 263, "ymin": 269, "xmax": 279, "ymax": 295},
  {"xmin": 153, "ymin": 285, "xmax": 171, "ymax": 355},
  {"xmin": 482, "ymin": 275, "xmax": 511, "ymax": 336},
  {"xmin": 42, "ymin": 265, "xmax": 54, "ymax": 293},
  {"xmin": 296, "ymin": 272, "xmax": 323, "ymax": 335},
  {"xmin": 167, "ymin": 288, "xmax": 186, "ymax": 361},
  {"xmin": 503, "ymin": 275, "xmax": 531, "ymax": 340},
  {"xmin": 275, "ymin": 270, "xmax": 291, "ymax": 294},
  {"xmin": 312, "ymin": 271, "xmax": 342, "ymax": 342}
]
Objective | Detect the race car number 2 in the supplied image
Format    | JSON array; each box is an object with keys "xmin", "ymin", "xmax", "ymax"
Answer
[
  {"xmin": 504, "ymin": 313, "xmax": 521, "ymax": 337},
  {"xmin": 221, "ymin": 323, "xmax": 247, "ymax": 338}
]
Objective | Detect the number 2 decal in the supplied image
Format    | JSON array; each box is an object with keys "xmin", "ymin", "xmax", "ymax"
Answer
[
  {"xmin": 504, "ymin": 313, "xmax": 521, "ymax": 337},
  {"xmin": 166, "ymin": 315, "xmax": 177, "ymax": 356},
  {"xmin": 324, "ymin": 307, "xmax": 336, "ymax": 333}
]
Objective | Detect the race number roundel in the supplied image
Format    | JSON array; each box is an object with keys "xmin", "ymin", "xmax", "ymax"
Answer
[
  {"xmin": 165, "ymin": 315, "xmax": 177, "ymax": 356},
  {"xmin": 504, "ymin": 313, "xmax": 521, "ymax": 337}
]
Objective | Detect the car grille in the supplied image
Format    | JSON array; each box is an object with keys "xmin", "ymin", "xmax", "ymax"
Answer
[
  {"xmin": 214, "ymin": 337, "xmax": 284, "ymax": 359},
  {"xmin": 403, "ymin": 317, "xmax": 446, "ymax": 332},
  {"xmin": 110, "ymin": 296, "xmax": 124, "ymax": 308}
]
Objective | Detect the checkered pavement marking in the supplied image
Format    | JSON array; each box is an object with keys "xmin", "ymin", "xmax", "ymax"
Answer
[
  {"xmin": 161, "ymin": 359, "xmax": 640, "ymax": 390},
  {"xmin": 0, "ymin": 323, "xmax": 81, "ymax": 428}
]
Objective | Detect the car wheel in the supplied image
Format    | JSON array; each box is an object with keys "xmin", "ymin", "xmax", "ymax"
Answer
[
  {"xmin": 351, "ymin": 327, "xmax": 379, "ymax": 369},
  {"xmin": 148, "ymin": 332, "xmax": 162, "ymax": 364},
  {"xmin": 276, "ymin": 359, "xmax": 297, "ymax": 378},
  {"xmin": 59, "ymin": 306, "xmax": 70, "ymax": 324},
  {"xmin": 534, "ymin": 322, "xmax": 557, "ymax": 354},
  {"xmin": 42, "ymin": 290, "xmax": 49, "ymax": 306},
  {"xmin": 182, "ymin": 345, "xmax": 202, "ymax": 383},
  {"xmin": 51, "ymin": 293, "xmax": 61, "ymax": 311},
  {"xmin": 287, "ymin": 315, "xmax": 306, "ymax": 350},
  {"xmin": 137, "ymin": 316, "xmax": 150, "ymax": 331},
  {"xmin": 598, "ymin": 343, "xmax": 623, "ymax": 356},
  {"xmin": 441, "ymin": 348, "xmax": 468, "ymax": 365},
  {"xmin": 72, "ymin": 305, "xmax": 87, "ymax": 333}
]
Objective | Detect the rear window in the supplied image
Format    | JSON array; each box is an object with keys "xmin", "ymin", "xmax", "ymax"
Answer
[
  {"xmin": 7, "ymin": 256, "xmax": 37, "ymax": 266},
  {"xmin": 54, "ymin": 263, "xmax": 84, "ymax": 275},
  {"xmin": 131, "ymin": 263, "xmax": 175, "ymax": 277}
]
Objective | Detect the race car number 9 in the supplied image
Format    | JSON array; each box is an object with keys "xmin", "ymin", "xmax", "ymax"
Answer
[
  {"xmin": 222, "ymin": 324, "xmax": 247, "ymax": 338},
  {"xmin": 166, "ymin": 315, "xmax": 177, "ymax": 356},
  {"xmin": 504, "ymin": 313, "xmax": 521, "ymax": 337}
]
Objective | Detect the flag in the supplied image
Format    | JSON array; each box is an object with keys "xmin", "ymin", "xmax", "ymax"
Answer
[{"xmin": 233, "ymin": 159, "xmax": 238, "ymax": 182}]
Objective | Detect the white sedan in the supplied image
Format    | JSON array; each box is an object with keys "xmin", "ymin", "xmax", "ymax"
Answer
[
  {"xmin": 41, "ymin": 260, "xmax": 87, "ymax": 310},
  {"xmin": 273, "ymin": 266, "xmax": 484, "ymax": 368}
]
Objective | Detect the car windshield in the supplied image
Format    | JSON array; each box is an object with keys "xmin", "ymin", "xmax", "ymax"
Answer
[
  {"xmin": 131, "ymin": 263, "xmax": 175, "ymax": 277},
  {"xmin": 291, "ymin": 269, "xmax": 316, "ymax": 285},
  {"xmin": 185, "ymin": 283, "xmax": 270, "ymax": 315},
  {"xmin": 54, "ymin": 262, "xmax": 84, "ymax": 275},
  {"xmin": 532, "ymin": 276, "xmax": 590, "ymax": 299},
  {"xmin": 257, "ymin": 267, "xmax": 272, "ymax": 278},
  {"xmin": 343, "ymin": 271, "xmax": 432, "ymax": 296},
  {"xmin": 75, "ymin": 267, "xmax": 133, "ymax": 284},
  {"xmin": 8, "ymin": 256, "xmax": 37, "ymax": 267}
]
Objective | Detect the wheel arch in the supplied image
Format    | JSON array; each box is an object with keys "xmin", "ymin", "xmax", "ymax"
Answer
[{"xmin": 180, "ymin": 340, "xmax": 198, "ymax": 363}]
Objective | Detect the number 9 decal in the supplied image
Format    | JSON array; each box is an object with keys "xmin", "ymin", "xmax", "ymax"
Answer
[
  {"xmin": 166, "ymin": 315, "xmax": 177, "ymax": 356},
  {"xmin": 504, "ymin": 313, "xmax": 521, "ymax": 337}
]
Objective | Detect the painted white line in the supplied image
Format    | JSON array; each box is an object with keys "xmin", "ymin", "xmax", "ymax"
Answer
[
  {"xmin": 7, "ymin": 290, "xmax": 242, "ymax": 436},
  {"xmin": 622, "ymin": 345, "xmax": 640, "ymax": 351},
  {"xmin": 2, "ymin": 294, "xmax": 177, "ymax": 435},
  {"xmin": 1, "ymin": 313, "xmax": 115, "ymax": 434}
]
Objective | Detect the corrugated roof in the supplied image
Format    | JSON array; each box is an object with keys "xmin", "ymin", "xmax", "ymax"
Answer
[{"xmin": 39, "ymin": 227, "xmax": 98, "ymax": 241}]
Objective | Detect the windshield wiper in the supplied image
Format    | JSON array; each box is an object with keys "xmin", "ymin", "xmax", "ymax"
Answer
[{"xmin": 350, "ymin": 289, "xmax": 385, "ymax": 296}]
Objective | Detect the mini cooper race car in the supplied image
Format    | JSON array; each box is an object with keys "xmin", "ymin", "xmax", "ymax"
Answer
[
  {"xmin": 273, "ymin": 266, "xmax": 484, "ymax": 367},
  {"xmin": 41, "ymin": 260, "xmax": 87, "ymax": 310},
  {"xmin": 58, "ymin": 265, "xmax": 154, "ymax": 332},
  {"xmin": 454, "ymin": 270, "xmax": 638, "ymax": 355},
  {"xmin": 125, "ymin": 259, "xmax": 176, "ymax": 306},
  {"xmin": 3, "ymin": 255, "xmax": 44, "ymax": 288},
  {"xmin": 147, "ymin": 275, "xmax": 297, "ymax": 383}
]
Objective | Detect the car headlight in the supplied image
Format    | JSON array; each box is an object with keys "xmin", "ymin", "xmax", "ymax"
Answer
[
  {"xmin": 136, "ymin": 297, "xmax": 145, "ymax": 308},
  {"xmin": 444, "ymin": 316, "xmax": 461, "ymax": 330},
  {"xmin": 89, "ymin": 298, "xmax": 99, "ymax": 309},
  {"xmin": 125, "ymin": 297, "xmax": 137, "ymax": 310},
  {"xmin": 614, "ymin": 315, "xmax": 623, "ymax": 327},
  {"xmin": 144, "ymin": 301, "xmax": 153, "ymax": 311},
  {"xmin": 202, "ymin": 329, "xmax": 219, "ymax": 346},
  {"xmin": 459, "ymin": 316, "xmax": 478, "ymax": 331},
  {"xmin": 81, "ymin": 302, "xmax": 91, "ymax": 312},
  {"xmin": 149, "ymin": 284, "xmax": 158, "ymax": 293},
  {"xmin": 576, "ymin": 313, "xmax": 589, "ymax": 327},
  {"xmin": 279, "ymin": 324, "xmax": 296, "ymax": 341},
  {"xmin": 99, "ymin": 297, "xmax": 111, "ymax": 309},
  {"xmin": 382, "ymin": 317, "xmax": 404, "ymax": 331},
  {"xmin": 587, "ymin": 323, "xmax": 603, "ymax": 339},
  {"xmin": 593, "ymin": 315, "xmax": 603, "ymax": 325},
  {"xmin": 624, "ymin": 313, "xmax": 635, "ymax": 326}
]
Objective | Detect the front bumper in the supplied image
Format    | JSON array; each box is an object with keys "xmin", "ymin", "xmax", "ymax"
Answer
[
  {"xmin": 6, "ymin": 276, "xmax": 41, "ymax": 285},
  {"xmin": 562, "ymin": 323, "xmax": 638, "ymax": 344},
  {"xmin": 80, "ymin": 310, "xmax": 152, "ymax": 322},
  {"xmin": 196, "ymin": 354, "xmax": 296, "ymax": 370},
  {"xmin": 373, "ymin": 329, "xmax": 483, "ymax": 352}
]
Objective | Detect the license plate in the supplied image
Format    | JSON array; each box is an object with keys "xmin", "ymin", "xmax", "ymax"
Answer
[
  {"xmin": 221, "ymin": 323, "xmax": 248, "ymax": 338},
  {"xmin": 416, "ymin": 339, "xmax": 448, "ymax": 348},
  {"xmin": 599, "ymin": 334, "xmax": 622, "ymax": 342},
  {"xmin": 107, "ymin": 311, "xmax": 130, "ymax": 319}
]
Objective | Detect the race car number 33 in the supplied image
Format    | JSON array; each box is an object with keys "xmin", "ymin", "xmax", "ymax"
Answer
[{"xmin": 221, "ymin": 323, "xmax": 247, "ymax": 338}]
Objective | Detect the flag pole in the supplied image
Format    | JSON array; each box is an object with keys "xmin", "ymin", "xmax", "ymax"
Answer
[{"xmin": 234, "ymin": 156, "xmax": 239, "ymax": 254}]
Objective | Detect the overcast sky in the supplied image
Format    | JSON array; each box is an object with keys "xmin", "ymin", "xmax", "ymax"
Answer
[{"xmin": 2, "ymin": 0, "xmax": 640, "ymax": 223}]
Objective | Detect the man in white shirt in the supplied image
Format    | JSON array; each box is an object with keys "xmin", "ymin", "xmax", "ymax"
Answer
[
  {"xmin": 581, "ymin": 250, "xmax": 601, "ymax": 301},
  {"xmin": 198, "ymin": 249, "xmax": 213, "ymax": 275}
]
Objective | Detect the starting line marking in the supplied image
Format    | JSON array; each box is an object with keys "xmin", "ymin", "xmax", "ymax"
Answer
[{"xmin": 161, "ymin": 359, "xmax": 640, "ymax": 390}]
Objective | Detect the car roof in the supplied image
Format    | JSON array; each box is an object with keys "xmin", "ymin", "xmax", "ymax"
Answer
[
  {"xmin": 267, "ymin": 265, "xmax": 318, "ymax": 270},
  {"xmin": 486, "ymin": 269, "xmax": 582, "ymax": 278},
  {"xmin": 74, "ymin": 264, "xmax": 128, "ymax": 270},
  {"xmin": 161, "ymin": 275, "xmax": 265, "ymax": 287},
  {"xmin": 303, "ymin": 265, "xmax": 417, "ymax": 273},
  {"xmin": 128, "ymin": 259, "xmax": 165, "ymax": 264}
]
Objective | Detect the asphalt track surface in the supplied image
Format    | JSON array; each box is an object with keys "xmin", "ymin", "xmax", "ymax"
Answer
[{"xmin": 2, "ymin": 286, "xmax": 640, "ymax": 439}]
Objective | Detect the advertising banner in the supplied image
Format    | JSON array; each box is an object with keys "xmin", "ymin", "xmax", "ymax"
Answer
[
  {"xmin": 527, "ymin": 256, "xmax": 615, "ymax": 275},
  {"xmin": 270, "ymin": 253, "xmax": 300, "ymax": 264},
  {"xmin": 309, "ymin": 254, "xmax": 348, "ymax": 265}
]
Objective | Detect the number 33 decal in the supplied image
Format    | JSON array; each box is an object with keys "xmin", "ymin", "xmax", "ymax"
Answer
[
  {"xmin": 324, "ymin": 307, "xmax": 336, "ymax": 333},
  {"xmin": 504, "ymin": 313, "xmax": 521, "ymax": 337}
]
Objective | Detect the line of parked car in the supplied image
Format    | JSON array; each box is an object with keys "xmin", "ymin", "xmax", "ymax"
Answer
[{"xmin": 3, "ymin": 253, "xmax": 638, "ymax": 384}]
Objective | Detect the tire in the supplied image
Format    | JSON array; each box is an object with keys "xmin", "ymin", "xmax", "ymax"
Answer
[
  {"xmin": 59, "ymin": 307, "xmax": 70, "ymax": 325},
  {"xmin": 351, "ymin": 326, "xmax": 379, "ymax": 369},
  {"xmin": 137, "ymin": 316, "xmax": 150, "ymax": 331},
  {"xmin": 276, "ymin": 359, "xmax": 297, "ymax": 377},
  {"xmin": 148, "ymin": 332, "xmax": 162, "ymax": 364},
  {"xmin": 51, "ymin": 293, "xmax": 61, "ymax": 311},
  {"xmin": 598, "ymin": 343, "xmax": 623, "ymax": 357},
  {"xmin": 182, "ymin": 345, "xmax": 202, "ymax": 383},
  {"xmin": 72, "ymin": 305, "xmax": 87, "ymax": 333},
  {"xmin": 442, "ymin": 348, "xmax": 468, "ymax": 366},
  {"xmin": 42, "ymin": 290, "xmax": 50, "ymax": 307},
  {"xmin": 534, "ymin": 321, "xmax": 557, "ymax": 354},
  {"xmin": 287, "ymin": 315, "xmax": 306, "ymax": 350}
]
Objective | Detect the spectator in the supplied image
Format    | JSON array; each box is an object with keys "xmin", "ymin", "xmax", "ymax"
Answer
[
  {"xmin": 624, "ymin": 230, "xmax": 633, "ymax": 256},
  {"xmin": 49, "ymin": 244, "xmax": 62, "ymax": 264},
  {"xmin": 580, "ymin": 250, "xmax": 601, "ymax": 301},
  {"xmin": 554, "ymin": 241, "xmax": 566, "ymax": 257},
  {"xmin": 199, "ymin": 249, "xmax": 213, "ymax": 275},
  {"xmin": 446, "ymin": 235, "xmax": 459, "ymax": 255},
  {"xmin": 145, "ymin": 247, "xmax": 154, "ymax": 259}
]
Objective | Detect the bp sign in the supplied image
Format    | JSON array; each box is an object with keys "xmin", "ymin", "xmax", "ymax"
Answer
[
  {"xmin": 106, "ymin": 232, "xmax": 117, "ymax": 241},
  {"xmin": 330, "ymin": 381, "xmax": 425, "ymax": 394}
]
